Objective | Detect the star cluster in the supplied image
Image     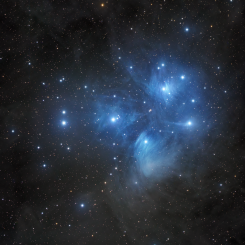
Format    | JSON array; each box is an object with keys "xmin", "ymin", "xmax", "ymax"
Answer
[{"xmin": 1, "ymin": 0, "xmax": 245, "ymax": 244}]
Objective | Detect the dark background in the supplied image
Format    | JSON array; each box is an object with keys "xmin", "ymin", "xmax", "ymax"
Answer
[{"xmin": 1, "ymin": 0, "xmax": 245, "ymax": 244}]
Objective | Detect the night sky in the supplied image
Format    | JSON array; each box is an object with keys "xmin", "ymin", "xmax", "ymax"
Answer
[{"xmin": 1, "ymin": 0, "xmax": 245, "ymax": 244}]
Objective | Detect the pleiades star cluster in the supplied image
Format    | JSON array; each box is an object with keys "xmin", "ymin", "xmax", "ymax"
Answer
[{"xmin": 1, "ymin": 0, "xmax": 245, "ymax": 244}]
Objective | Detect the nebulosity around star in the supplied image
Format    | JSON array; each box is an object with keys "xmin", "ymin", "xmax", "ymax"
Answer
[{"xmin": 90, "ymin": 60, "xmax": 204, "ymax": 183}]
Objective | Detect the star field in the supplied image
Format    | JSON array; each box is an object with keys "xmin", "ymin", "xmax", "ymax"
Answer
[{"xmin": 1, "ymin": 0, "xmax": 245, "ymax": 244}]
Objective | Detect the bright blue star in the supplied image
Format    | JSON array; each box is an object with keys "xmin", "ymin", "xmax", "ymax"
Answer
[
  {"xmin": 111, "ymin": 117, "xmax": 116, "ymax": 122},
  {"xmin": 162, "ymin": 63, "xmax": 165, "ymax": 66},
  {"xmin": 62, "ymin": 110, "xmax": 66, "ymax": 114},
  {"xmin": 188, "ymin": 121, "xmax": 192, "ymax": 125},
  {"xmin": 43, "ymin": 164, "xmax": 46, "ymax": 167},
  {"xmin": 192, "ymin": 99, "xmax": 195, "ymax": 102},
  {"xmin": 81, "ymin": 204, "xmax": 84, "ymax": 207},
  {"xmin": 185, "ymin": 28, "xmax": 189, "ymax": 32},
  {"xmin": 62, "ymin": 121, "xmax": 67, "ymax": 126},
  {"xmin": 181, "ymin": 75, "xmax": 185, "ymax": 79},
  {"xmin": 144, "ymin": 140, "xmax": 148, "ymax": 144}
]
